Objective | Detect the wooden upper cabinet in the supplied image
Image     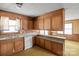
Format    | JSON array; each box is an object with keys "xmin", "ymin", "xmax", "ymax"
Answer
[
  {"xmin": 34, "ymin": 18, "xmax": 38, "ymax": 30},
  {"xmin": 21, "ymin": 16, "xmax": 34, "ymax": 31},
  {"xmin": 28, "ymin": 17, "xmax": 33, "ymax": 30},
  {"xmin": 51, "ymin": 8, "xmax": 64, "ymax": 31},
  {"xmin": 38, "ymin": 16, "xmax": 44, "ymax": 30},
  {"xmin": 43, "ymin": 14, "xmax": 51, "ymax": 30}
]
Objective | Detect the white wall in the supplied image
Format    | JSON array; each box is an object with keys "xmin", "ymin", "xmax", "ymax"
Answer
[{"xmin": 65, "ymin": 7, "xmax": 79, "ymax": 20}]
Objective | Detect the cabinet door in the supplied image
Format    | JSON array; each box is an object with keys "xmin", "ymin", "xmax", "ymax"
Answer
[
  {"xmin": 36, "ymin": 37, "xmax": 40, "ymax": 46},
  {"xmin": 51, "ymin": 41, "xmax": 63, "ymax": 56},
  {"xmin": 51, "ymin": 9, "xmax": 64, "ymax": 31},
  {"xmin": 57, "ymin": 43, "xmax": 63, "ymax": 55},
  {"xmin": 51, "ymin": 41, "xmax": 58, "ymax": 54},
  {"xmin": 21, "ymin": 16, "xmax": 28, "ymax": 31},
  {"xmin": 32, "ymin": 37, "xmax": 36, "ymax": 47},
  {"xmin": 28, "ymin": 18, "xmax": 33, "ymax": 30},
  {"xmin": 44, "ymin": 14, "xmax": 51, "ymax": 30},
  {"xmin": 38, "ymin": 16, "xmax": 44, "ymax": 29},
  {"xmin": 45, "ymin": 39, "xmax": 52, "ymax": 51},
  {"xmin": 14, "ymin": 38, "xmax": 24, "ymax": 53},
  {"xmin": 0, "ymin": 40, "xmax": 14, "ymax": 56},
  {"xmin": 34, "ymin": 18, "xmax": 39, "ymax": 30},
  {"xmin": 39, "ymin": 38, "xmax": 45, "ymax": 48}
]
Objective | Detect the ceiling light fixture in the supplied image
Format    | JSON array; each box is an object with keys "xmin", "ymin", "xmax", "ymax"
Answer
[{"xmin": 16, "ymin": 3, "xmax": 23, "ymax": 8}]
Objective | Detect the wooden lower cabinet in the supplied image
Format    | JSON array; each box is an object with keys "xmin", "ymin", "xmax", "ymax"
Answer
[
  {"xmin": 14, "ymin": 38, "xmax": 24, "ymax": 53},
  {"xmin": 36, "ymin": 37, "xmax": 40, "ymax": 46},
  {"xmin": 0, "ymin": 37, "xmax": 24, "ymax": 56},
  {"xmin": 35, "ymin": 36, "xmax": 63, "ymax": 56},
  {"xmin": 51, "ymin": 41, "xmax": 63, "ymax": 56},
  {"xmin": 45, "ymin": 40, "xmax": 52, "ymax": 51},
  {"xmin": 32, "ymin": 37, "xmax": 36, "ymax": 47},
  {"xmin": 39, "ymin": 38, "xmax": 45, "ymax": 48},
  {"xmin": 0, "ymin": 40, "xmax": 14, "ymax": 56}
]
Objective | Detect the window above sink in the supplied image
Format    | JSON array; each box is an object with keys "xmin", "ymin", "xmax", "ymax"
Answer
[{"xmin": 0, "ymin": 16, "xmax": 20, "ymax": 33}]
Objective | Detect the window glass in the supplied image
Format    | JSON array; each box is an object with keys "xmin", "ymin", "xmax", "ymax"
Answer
[
  {"xmin": 0, "ymin": 16, "xmax": 20, "ymax": 32},
  {"xmin": 64, "ymin": 23, "xmax": 72, "ymax": 34}
]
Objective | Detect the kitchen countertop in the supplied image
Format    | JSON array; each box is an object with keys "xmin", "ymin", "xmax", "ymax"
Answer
[
  {"xmin": 37, "ymin": 35, "xmax": 65, "ymax": 44},
  {"xmin": 0, "ymin": 32, "xmax": 79, "ymax": 42},
  {"xmin": 0, "ymin": 32, "xmax": 38, "ymax": 40},
  {"xmin": 39, "ymin": 34, "xmax": 79, "ymax": 42}
]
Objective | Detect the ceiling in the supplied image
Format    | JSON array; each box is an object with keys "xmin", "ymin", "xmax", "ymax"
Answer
[{"xmin": 0, "ymin": 3, "xmax": 79, "ymax": 20}]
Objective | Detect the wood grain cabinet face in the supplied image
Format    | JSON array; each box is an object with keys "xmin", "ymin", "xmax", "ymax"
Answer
[
  {"xmin": 28, "ymin": 18, "xmax": 33, "ymax": 30},
  {"xmin": 0, "ymin": 40, "xmax": 14, "ymax": 56},
  {"xmin": 51, "ymin": 41, "xmax": 63, "ymax": 56},
  {"xmin": 51, "ymin": 9, "xmax": 64, "ymax": 31},
  {"xmin": 44, "ymin": 14, "xmax": 51, "ymax": 30},
  {"xmin": 14, "ymin": 38, "xmax": 24, "ymax": 53},
  {"xmin": 57, "ymin": 43, "xmax": 63, "ymax": 55},
  {"xmin": 34, "ymin": 18, "xmax": 39, "ymax": 30},
  {"xmin": 36, "ymin": 37, "xmax": 40, "ymax": 46},
  {"xmin": 45, "ymin": 40, "xmax": 52, "ymax": 51},
  {"xmin": 38, "ymin": 16, "xmax": 44, "ymax": 30},
  {"xmin": 39, "ymin": 38, "xmax": 45, "ymax": 48},
  {"xmin": 21, "ymin": 16, "xmax": 28, "ymax": 31}
]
